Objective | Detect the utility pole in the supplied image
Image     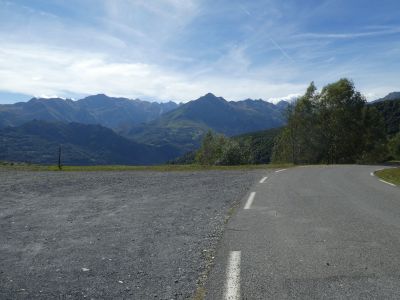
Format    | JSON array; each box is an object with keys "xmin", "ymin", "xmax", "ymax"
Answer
[{"xmin": 58, "ymin": 145, "xmax": 62, "ymax": 170}]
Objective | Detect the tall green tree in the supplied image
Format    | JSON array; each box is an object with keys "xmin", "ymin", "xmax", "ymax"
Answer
[
  {"xmin": 318, "ymin": 79, "xmax": 366, "ymax": 163},
  {"xmin": 389, "ymin": 131, "xmax": 400, "ymax": 160},
  {"xmin": 272, "ymin": 78, "xmax": 388, "ymax": 164},
  {"xmin": 195, "ymin": 131, "xmax": 251, "ymax": 165}
]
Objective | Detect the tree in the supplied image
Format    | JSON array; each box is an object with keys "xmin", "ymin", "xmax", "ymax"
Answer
[
  {"xmin": 195, "ymin": 131, "xmax": 251, "ymax": 165},
  {"xmin": 389, "ymin": 131, "xmax": 400, "ymax": 160},
  {"xmin": 272, "ymin": 78, "xmax": 388, "ymax": 164},
  {"xmin": 195, "ymin": 131, "xmax": 220, "ymax": 165},
  {"xmin": 358, "ymin": 106, "xmax": 389, "ymax": 163},
  {"xmin": 318, "ymin": 79, "xmax": 366, "ymax": 163},
  {"xmin": 272, "ymin": 81, "xmax": 320, "ymax": 164}
]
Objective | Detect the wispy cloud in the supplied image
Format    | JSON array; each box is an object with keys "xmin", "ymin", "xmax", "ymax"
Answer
[
  {"xmin": 296, "ymin": 27, "xmax": 400, "ymax": 40},
  {"xmin": 0, "ymin": 0, "xmax": 399, "ymax": 103},
  {"xmin": 269, "ymin": 38, "xmax": 295, "ymax": 63},
  {"xmin": 0, "ymin": 42, "xmax": 305, "ymax": 102}
]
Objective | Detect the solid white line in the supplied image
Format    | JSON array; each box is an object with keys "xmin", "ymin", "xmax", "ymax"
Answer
[
  {"xmin": 224, "ymin": 251, "xmax": 241, "ymax": 300},
  {"xmin": 275, "ymin": 169, "xmax": 287, "ymax": 173},
  {"xmin": 379, "ymin": 179, "xmax": 396, "ymax": 187},
  {"xmin": 244, "ymin": 192, "xmax": 256, "ymax": 210},
  {"xmin": 259, "ymin": 176, "xmax": 268, "ymax": 183}
]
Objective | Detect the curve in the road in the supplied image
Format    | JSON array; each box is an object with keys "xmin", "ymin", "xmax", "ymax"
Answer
[{"xmin": 211, "ymin": 165, "xmax": 400, "ymax": 299}]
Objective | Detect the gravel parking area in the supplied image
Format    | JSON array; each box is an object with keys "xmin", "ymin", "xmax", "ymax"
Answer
[{"xmin": 0, "ymin": 170, "xmax": 263, "ymax": 299}]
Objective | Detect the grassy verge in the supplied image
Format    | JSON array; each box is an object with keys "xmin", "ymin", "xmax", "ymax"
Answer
[
  {"xmin": 0, "ymin": 161, "xmax": 294, "ymax": 172},
  {"xmin": 375, "ymin": 168, "xmax": 400, "ymax": 186}
]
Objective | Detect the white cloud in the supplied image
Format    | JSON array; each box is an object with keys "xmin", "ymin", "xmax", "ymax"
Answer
[
  {"xmin": 0, "ymin": 42, "xmax": 306, "ymax": 102},
  {"xmin": 1, "ymin": 0, "xmax": 397, "ymax": 104}
]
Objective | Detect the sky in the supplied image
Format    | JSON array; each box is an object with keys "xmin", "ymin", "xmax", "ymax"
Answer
[{"xmin": 0, "ymin": 0, "xmax": 399, "ymax": 104}]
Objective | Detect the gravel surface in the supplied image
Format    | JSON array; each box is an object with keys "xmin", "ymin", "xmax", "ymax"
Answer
[{"xmin": 0, "ymin": 170, "xmax": 263, "ymax": 299}]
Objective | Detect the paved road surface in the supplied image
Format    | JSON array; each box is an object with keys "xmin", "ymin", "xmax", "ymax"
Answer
[{"xmin": 206, "ymin": 165, "xmax": 400, "ymax": 299}]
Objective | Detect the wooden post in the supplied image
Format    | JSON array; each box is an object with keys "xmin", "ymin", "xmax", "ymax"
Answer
[{"xmin": 58, "ymin": 145, "xmax": 62, "ymax": 170}]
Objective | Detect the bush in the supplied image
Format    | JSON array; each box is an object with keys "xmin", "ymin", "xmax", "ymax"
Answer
[{"xmin": 195, "ymin": 131, "xmax": 250, "ymax": 165}]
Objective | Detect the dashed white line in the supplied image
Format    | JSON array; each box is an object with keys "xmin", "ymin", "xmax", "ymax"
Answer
[
  {"xmin": 244, "ymin": 192, "xmax": 256, "ymax": 210},
  {"xmin": 379, "ymin": 179, "xmax": 396, "ymax": 187},
  {"xmin": 224, "ymin": 251, "xmax": 241, "ymax": 300},
  {"xmin": 259, "ymin": 176, "xmax": 268, "ymax": 183},
  {"xmin": 275, "ymin": 169, "xmax": 287, "ymax": 173}
]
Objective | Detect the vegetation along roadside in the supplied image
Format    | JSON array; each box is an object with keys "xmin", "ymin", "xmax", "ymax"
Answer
[{"xmin": 375, "ymin": 168, "xmax": 400, "ymax": 186}]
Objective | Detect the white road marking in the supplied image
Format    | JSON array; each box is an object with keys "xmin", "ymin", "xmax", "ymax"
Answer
[
  {"xmin": 244, "ymin": 192, "xmax": 256, "ymax": 209},
  {"xmin": 224, "ymin": 251, "xmax": 241, "ymax": 300},
  {"xmin": 275, "ymin": 169, "xmax": 287, "ymax": 173},
  {"xmin": 370, "ymin": 172, "xmax": 374, "ymax": 176},
  {"xmin": 259, "ymin": 176, "xmax": 268, "ymax": 183},
  {"xmin": 379, "ymin": 179, "xmax": 396, "ymax": 187}
]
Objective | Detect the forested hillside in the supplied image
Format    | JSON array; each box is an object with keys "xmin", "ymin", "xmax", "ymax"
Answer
[{"xmin": 0, "ymin": 120, "xmax": 178, "ymax": 165}]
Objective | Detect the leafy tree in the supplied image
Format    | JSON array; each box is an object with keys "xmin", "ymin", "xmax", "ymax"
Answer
[
  {"xmin": 234, "ymin": 127, "xmax": 281, "ymax": 164},
  {"xmin": 271, "ymin": 126, "xmax": 294, "ymax": 163},
  {"xmin": 389, "ymin": 131, "xmax": 400, "ymax": 160},
  {"xmin": 195, "ymin": 131, "xmax": 251, "ymax": 165},
  {"xmin": 195, "ymin": 131, "xmax": 222, "ymax": 165},
  {"xmin": 272, "ymin": 82, "xmax": 320, "ymax": 164},
  {"xmin": 371, "ymin": 98, "xmax": 400, "ymax": 135},
  {"xmin": 358, "ymin": 106, "xmax": 389, "ymax": 163},
  {"xmin": 272, "ymin": 78, "xmax": 388, "ymax": 164}
]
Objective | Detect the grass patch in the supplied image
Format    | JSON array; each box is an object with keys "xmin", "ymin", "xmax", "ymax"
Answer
[
  {"xmin": 0, "ymin": 161, "xmax": 294, "ymax": 172},
  {"xmin": 192, "ymin": 286, "xmax": 205, "ymax": 300},
  {"xmin": 375, "ymin": 168, "xmax": 400, "ymax": 186}
]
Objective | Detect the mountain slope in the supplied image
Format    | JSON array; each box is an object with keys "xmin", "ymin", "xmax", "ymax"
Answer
[
  {"xmin": 0, "ymin": 94, "xmax": 178, "ymax": 129},
  {"xmin": 0, "ymin": 120, "xmax": 178, "ymax": 165},
  {"xmin": 124, "ymin": 93, "xmax": 287, "ymax": 152},
  {"xmin": 373, "ymin": 92, "xmax": 400, "ymax": 103}
]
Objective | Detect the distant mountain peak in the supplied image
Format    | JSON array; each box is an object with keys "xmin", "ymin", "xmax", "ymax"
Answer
[
  {"xmin": 196, "ymin": 93, "xmax": 226, "ymax": 103},
  {"xmin": 204, "ymin": 92, "xmax": 216, "ymax": 97},
  {"xmin": 373, "ymin": 92, "xmax": 400, "ymax": 103}
]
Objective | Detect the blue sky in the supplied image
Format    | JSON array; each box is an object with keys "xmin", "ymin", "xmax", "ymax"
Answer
[{"xmin": 0, "ymin": 0, "xmax": 399, "ymax": 103}]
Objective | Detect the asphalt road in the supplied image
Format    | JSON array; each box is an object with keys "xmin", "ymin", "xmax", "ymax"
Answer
[
  {"xmin": 206, "ymin": 165, "xmax": 400, "ymax": 299},
  {"xmin": 0, "ymin": 169, "xmax": 264, "ymax": 299}
]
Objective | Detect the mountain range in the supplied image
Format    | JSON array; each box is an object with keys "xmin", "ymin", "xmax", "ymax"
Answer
[
  {"xmin": 0, "ymin": 93, "xmax": 289, "ymax": 165},
  {"xmin": 1, "ymin": 91, "xmax": 398, "ymax": 165},
  {"xmin": 0, "ymin": 94, "xmax": 178, "ymax": 129},
  {"xmin": 123, "ymin": 93, "xmax": 288, "ymax": 152}
]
